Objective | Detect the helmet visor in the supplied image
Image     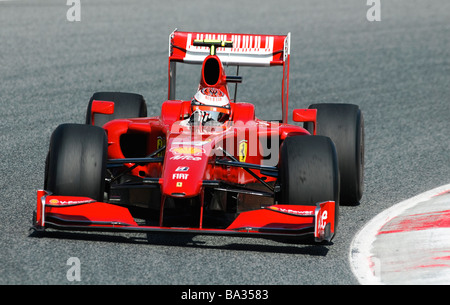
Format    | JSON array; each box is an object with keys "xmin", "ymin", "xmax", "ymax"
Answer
[
  {"xmin": 191, "ymin": 105, "xmax": 230, "ymax": 122},
  {"xmin": 205, "ymin": 110, "xmax": 224, "ymax": 121}
]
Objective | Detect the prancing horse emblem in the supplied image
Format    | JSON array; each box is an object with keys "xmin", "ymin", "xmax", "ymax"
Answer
[{"xmin": 238, "ymin": 140, "xmax": 248, "ymax": 163}]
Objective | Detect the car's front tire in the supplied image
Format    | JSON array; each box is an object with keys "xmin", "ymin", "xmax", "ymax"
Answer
[
  {"xmin": 278, "ymin": 135, "xmax": 340, "ymax": 223},
  {"xmin": 45, "ymin": 123, "xmax": 107, "ymax": 202}
]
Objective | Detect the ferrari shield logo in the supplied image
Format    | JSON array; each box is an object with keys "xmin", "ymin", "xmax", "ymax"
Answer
[
  {"xmin": 238, "ymin": 140, "xmax": 248, "ymax": 162},
  {"xmin": 156, "ymin": 136, "xmax": 165, "ymax": 157}
]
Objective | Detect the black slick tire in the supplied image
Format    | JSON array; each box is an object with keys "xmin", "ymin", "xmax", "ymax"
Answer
[
  {"xmin": 45, "ymin": 123, "xmax": 107, "ymax": 202},
  {"xmin": 305, "ymin": 103, "xmax": 364, "ymax": 205},
  {"xmin": 279, "ymin": 135, "xmax": 340, "ymax": 217}
]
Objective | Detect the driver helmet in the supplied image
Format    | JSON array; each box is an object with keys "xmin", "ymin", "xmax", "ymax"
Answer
[{"xmin": 191, "ymin": 87, "xmax": 231, "ymax": 122}]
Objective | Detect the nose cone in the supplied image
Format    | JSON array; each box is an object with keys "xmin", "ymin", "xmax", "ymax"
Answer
[{"xmin": 161, "ymin": 138, "xmax": 212, "ymax": 198}]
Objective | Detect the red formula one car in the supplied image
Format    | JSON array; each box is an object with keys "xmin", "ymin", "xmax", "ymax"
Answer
[{"xmin": 33, "ymin": 30, "xmax": 364, "ymax": 243}]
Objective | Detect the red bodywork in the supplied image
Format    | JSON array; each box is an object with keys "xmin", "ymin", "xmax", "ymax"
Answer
[{"xmin": 33, "ymin": 30, "xmax": 335, "ymax": 242}]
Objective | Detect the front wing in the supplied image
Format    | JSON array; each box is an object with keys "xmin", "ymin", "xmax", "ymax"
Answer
[{"xmin": 33, "ymin": 190, "xmax": 335, "ymax": 243}]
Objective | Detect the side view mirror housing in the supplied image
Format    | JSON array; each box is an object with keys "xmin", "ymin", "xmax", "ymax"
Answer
[{"xmin": 292, "ymin": 109, "xmax": 317, "ymax": 135}]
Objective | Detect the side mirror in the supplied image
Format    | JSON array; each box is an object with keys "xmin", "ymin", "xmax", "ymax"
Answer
[
  {"xmin": 91, "ymin": 100, "xmax": 114, "ymax": 125},
  {"xmin": 292, "ymin": 109, "xmax": 317, "ymax": 135}
]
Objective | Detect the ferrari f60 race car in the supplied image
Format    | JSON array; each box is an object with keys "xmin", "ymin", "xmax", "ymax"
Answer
[{"xmin": 33, "ymin": 30, "xmax": 364, "ymax": 243}]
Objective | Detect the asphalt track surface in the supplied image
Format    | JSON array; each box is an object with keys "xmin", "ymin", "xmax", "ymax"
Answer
[{"xmin": 1, "ymin": 0, "xmax": 449, "ymax": 285}]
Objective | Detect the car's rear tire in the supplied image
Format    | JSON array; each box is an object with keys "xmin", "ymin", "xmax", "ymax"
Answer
[
  {"xmin": 305, "ymin": 103, "xmax": 364, "ymax": 205},
  {"xmin": 279, "ymin": 135, "xmax": 340, "ymax": 216},
  {"xmin": 45, "ymin": 123, "xmax": 107, "ymax": 202},
  {"xmin": 86, "ymin": 92, "xmax": 147, "ymax": 127}
]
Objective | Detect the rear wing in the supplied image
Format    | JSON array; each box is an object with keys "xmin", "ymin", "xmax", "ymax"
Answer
[
  {"xmin": 169, "ymin": 30, "xmax": 290, "ymax": 66},
  {"xmin": 168, "ymin": 30, "xmax": 291, "ymax": 123}
]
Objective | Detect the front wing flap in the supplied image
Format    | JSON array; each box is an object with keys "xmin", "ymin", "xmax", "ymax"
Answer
[{"xmin": 33, "ymin": 190, "xmax": 335, "ymax": 242}]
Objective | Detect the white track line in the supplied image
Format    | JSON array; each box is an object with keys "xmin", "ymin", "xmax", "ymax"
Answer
[{"xmin": 349, "ymin": 184, "xmax": 450, "ymax": 285}]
